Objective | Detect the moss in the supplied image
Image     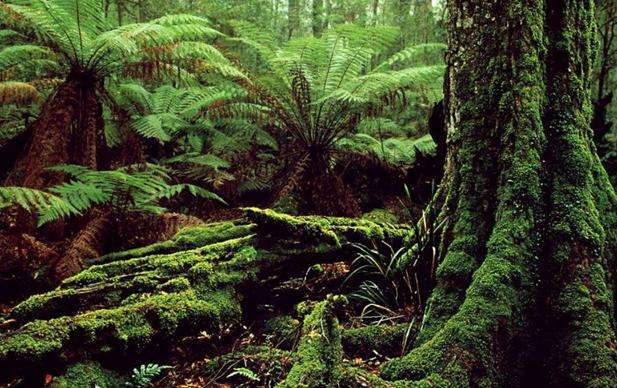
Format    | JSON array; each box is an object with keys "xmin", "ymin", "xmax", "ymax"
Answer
[
  {"xmin": 340, "ymin": 366, "xmax": 418, "ymax": 388},
  {"xmin": 95, "ymin": 221, "xmax": 254, "ymax": 264},
  {"xmin": 377, "ymin": 0, "xmax": 551, "ymax": 385},
  {"xmin": 201, "ymin": 345, "xmax": 292, "ymax": 383},
  {"xmin": 541, "ymin": 1, "xmax": 617, "ymax": 385},
  {"xmin": 245, "ymin": 207, "xmax": 341, "ymax": 247},
  {"xmin": 1, "ymin": 209, "xmax": 409, "ymax": 382},
  {"xmin": 157, "ymin": 277, "xmax": 191, "ymax": 293},
  {"xmin": 342, "ymin": 323, "xmax": 414, "ymax": 358},
  {"xmin": 245, "ymin": 207, "xmax": 409, "ymax": 249},
  {"xmin": 10, "ymin": 289, "xmax": 78, "ymax": 321},
  {"xmin": 279, "ymin": 295, "xmax": 347, "ymax": 387},
  {"xmin": 50, "ymin": 361, "xmax": 124, "ymax": 388},
  {"xmin": 0, "ymin": 317, "xmax": 72, "ymax": 365},
  {"xmin": 362, "ymin": 208, "xmax": 399, "ymax": 224},
  {"xmin": 435, "ymin": 251, "xmax": 476, "ymax": 287},
  {"xmin": 0, "ymin": 290, "xmax": 241, "ymax": 369},
  {"xmin": 264, "ymin": 315, "xmax": 301, "ymax": 349}
]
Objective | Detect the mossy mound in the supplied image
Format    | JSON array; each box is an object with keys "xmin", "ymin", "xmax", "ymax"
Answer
[{"xmin": 50, "ymin": 361, "xmax": 124, "ymax": 388}]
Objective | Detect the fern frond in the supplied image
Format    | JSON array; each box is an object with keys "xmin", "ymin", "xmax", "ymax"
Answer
[
  {"xmin": 0, "ymin": 29, "xmax": 25, "ymax": 44},
  {"xmin": 0, "ymin": 81, "xmax": 39, "ymax": 104},
  {"xmin": 163, "ymin": 153, "xmax": 230, "ymax": 170},
  {"xmin": 0, "ymin": 44, "xmax": 52, "ymax": 72},
  {"xmin": 152, "ymin": 184, "xmax": 226, "ymax": 205},
  {"xmin": 377, "ymin": 43, "xmax": 447, "ymax": 70},
  {"xmin": 0, "ymin": 186, "xmax": 80, "ymax": 226},
  {"xmin": 48, "ymin": 180, "xmax": 109, "ymax": 213}
]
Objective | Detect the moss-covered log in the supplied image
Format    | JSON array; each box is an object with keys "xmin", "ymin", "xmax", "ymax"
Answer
[{"xmin": 0, "ymin": 208, "xmax": 408, "ymax": 383}]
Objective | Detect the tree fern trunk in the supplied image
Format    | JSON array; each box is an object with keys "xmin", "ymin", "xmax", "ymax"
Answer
[
  {"xmin": 381, "ymin": 0, "xmax": 617, "ymax": 385},
  {"xmin": 72, "ymin": 84, "xmax": 103, "ymax": 171},
  {"xmin": 4, "ymin": 80, "xmax": 78, "ymax": 189},
  {"xmin": 4, "ymin": 72, "xmax": 104, "ymax": 189}
]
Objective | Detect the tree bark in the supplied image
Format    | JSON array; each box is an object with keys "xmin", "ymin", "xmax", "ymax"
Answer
[
  {"xmin": 4, "ymin": 80, "xmax": 77, "ymax": 189},
  {"xmin": 381, "ymin": 0, "xmax": 617, "ymax": 385},
  {"xmin": 4, "ymin": 69, "xmax": 104, "ymax": 189}
]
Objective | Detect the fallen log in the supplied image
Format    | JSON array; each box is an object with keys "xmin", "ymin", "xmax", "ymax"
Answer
[{"xmin": 0, "ymin": 208, "xmax": 409, "ymax": 383}]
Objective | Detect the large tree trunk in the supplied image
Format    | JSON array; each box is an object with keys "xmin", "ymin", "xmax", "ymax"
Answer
[{"xmin": 381, "ymin": 0, "xmax": 617, "ymax": 385}]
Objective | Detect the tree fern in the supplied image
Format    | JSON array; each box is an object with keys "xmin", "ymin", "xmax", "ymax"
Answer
[
  {"xmin": 1, "ymin": 164, "xmax": 226, "ymax": 226},
  {"xmin": 0, "ymin": 0, "xmax": 244, "ymax": 150},
  {"xmin": 114, "ymin": 83, "xmax": 247, "ymax": 144},
  {"xmin": 219, "ymin": 23, "xmax": 444, "ymax": 199},
  {"xmin": 0, "ymin": 186, "xmax": 80, "ymax": 226},
  {"xmin": 229, "ymin": 24, "xmax": 444, "ymax": 147}
]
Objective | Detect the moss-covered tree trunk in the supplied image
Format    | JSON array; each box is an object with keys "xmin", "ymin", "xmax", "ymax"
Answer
[
  {"xmin": 381, "ymin": 0, "xmax": 617, "ymax": 385},
  {"xmin": 0, "ymin": 209, "xmax": 409, "ymax": 384}
]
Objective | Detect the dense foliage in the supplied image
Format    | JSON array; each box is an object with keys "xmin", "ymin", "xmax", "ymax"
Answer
[{"xmin": 0, "ymin": 0, "xmax": 615, "ymax": 387}]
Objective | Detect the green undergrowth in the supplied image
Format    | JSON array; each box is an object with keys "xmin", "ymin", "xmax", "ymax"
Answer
[
  {"xmin": 50, "ymin": 361, "xmax": 124, "ymax": 388},
  {"xmin": 337, "ymin": 134, "xmax": 437, "ymax": 168},
  {"xmin": 279, "ymin": 295, "xmax": 348, "ymax": 387},
  {"xmin": 0, "ymin": 208, "xmax": 411, "ymax": 384}
]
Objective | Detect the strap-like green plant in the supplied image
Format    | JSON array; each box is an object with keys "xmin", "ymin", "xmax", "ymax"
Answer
[{"xmin": 0, "ymin": 164, "xmax": 225, "ymax": 226}]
